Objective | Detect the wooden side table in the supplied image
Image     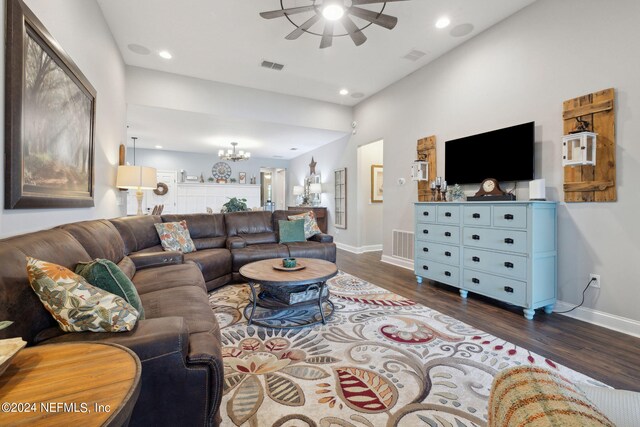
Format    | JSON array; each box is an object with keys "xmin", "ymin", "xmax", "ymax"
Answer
[
  {"xmin": 287, "ymin": 206, "xmax": 328, "ymax": 233},
  {"xmin": 0, "ymin": 342, "xmax": 141, "ymax": 426}
]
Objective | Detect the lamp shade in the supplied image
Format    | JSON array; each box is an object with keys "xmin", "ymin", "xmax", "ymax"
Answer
[
  {"xmin": 117, "ymin": 165, "xmax": 157, "ymax": 190},
  {"xmin": 309, "ymin": 183, "xmax": 322, "ymax": 194},
  {"xmin": 293, "ymin": 185, "xmax": 304, "ymax": 195}
]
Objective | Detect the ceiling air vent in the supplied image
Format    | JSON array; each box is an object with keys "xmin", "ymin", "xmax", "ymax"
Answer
[
  {"xmin": 261, "ymin": 60, "xmax": 285, "ymax": 71},
  {"xmin": 402, "ymin": 49, "xmax": 427, "ymax": 62}
]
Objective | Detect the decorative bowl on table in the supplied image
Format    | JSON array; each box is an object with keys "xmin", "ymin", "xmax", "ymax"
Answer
[{"xmin": 0, "ymin": 337, "xmax": 27, "ymax": 377}]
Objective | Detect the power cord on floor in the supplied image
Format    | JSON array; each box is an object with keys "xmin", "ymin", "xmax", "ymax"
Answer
[{"xmin": 554, "ymin": 278, "xmax": 596, "ymax": 314}]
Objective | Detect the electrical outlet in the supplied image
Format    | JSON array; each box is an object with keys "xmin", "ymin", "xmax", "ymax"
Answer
[{"xmin": 589, "ymin": 274, "xmax": 601, "ymax": 289}]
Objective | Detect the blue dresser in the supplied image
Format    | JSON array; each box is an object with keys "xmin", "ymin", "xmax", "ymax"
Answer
[{"xmin": 414, "ymin": 201, "xmax": 557, "ymax": 319}]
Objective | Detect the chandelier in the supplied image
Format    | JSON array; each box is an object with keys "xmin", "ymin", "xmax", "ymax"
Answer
[{"xmin": 218, "ymin": 142, "xmax": 251, "ymax": 162}]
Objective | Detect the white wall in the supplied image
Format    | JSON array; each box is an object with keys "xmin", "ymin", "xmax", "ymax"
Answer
[
  {"xmin": 128, "ymin": 148, "xmax": 289, "ymax": 185},
  {"xmin": 0, "ymin": 0, "xmax": 126, "ymax": 237},
  {"xmin": 350, "ymin": 0, "xmax": 640, "ymax": 322},
  {"xmin": 357, "ymin": 140, "xmax": 383, "ymax": 248},
  {"xmin": 288, "ymin": 135, "xmax": 353, "ymax": 242}
]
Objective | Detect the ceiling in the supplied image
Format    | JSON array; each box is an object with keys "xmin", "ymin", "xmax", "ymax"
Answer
[
  {"xmin": 126, "ymin": 105, "xmax": 349, "ymax": 158},
  {"xmin": 98, "ymin": 0, "xmax": 536, "ymax": 107}
]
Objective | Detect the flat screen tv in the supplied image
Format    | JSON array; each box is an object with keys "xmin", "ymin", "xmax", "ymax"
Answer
[{"xmin": 444, "ymin": 122, "xmax": 535, "ymax": 184}]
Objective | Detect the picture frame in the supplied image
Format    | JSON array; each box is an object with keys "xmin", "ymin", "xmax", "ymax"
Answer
[
  {"xmin": 239, "ymin": 172, "xmax": 247, "ymax": 184},
  {"xmin": 371, "ymin": 164, "xmax": 383, "ymax": 203},
  {"xmin": 5, "ymin": 0, "xmax": 97, "ymax": 209}
]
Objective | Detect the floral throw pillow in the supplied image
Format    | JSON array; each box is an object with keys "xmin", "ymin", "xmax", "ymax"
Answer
[
  {"xmin": 154, "ymin": 220, "xmax": 197, "ymax": 253},
  {"xmin": 26, "ymin": 257, "xmax": 139, "ymax": 333},
  {"xmin": 288, "ymin": 211, "xmax": 322, "ymax": 239}
]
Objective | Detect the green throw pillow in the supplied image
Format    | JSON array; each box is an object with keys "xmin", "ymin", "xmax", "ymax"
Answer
[
  {"xmin": 75, "ymin": 259, "xmax": 145, "ymax": 319},
  {"xmin": 279, "ymin": 219, "xmax": 306, "ymax": 243}
]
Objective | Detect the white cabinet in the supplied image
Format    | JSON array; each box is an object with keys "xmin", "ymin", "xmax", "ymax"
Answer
[{"xmin": 176, "ymin": 183, "xmax": 261, "ymax": 214}]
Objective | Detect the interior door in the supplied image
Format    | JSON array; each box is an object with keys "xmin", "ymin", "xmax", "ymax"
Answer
[
  {"xmin": 274, "ymin": 168, "xmax": 287, "ymax": 210},
  {"xmin": 147, "ymin": 170, "xmax": 178, "ymax": 214}
]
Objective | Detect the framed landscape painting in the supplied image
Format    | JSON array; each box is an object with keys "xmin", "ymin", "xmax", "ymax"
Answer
[
  {"xmin": 371, "ymin": 164, "xmax": 383, "ymax": 203},
  {"xmin": 5, "ymin": 0, "xmax": 96, "ymax": 209}
]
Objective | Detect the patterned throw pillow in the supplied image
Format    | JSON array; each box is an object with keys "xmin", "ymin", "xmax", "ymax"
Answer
[
  {"xmin": 26, "ymin": 257, "xmax": 139, "ymax": 333},
  {"xmin": 154, "ymin": 220, "xmax": 197, "ymax": 253},
  {"xmin": 75, "ymin": 259, "xmax": 145, "ymax": 319},
  {"xmin": 287, "ymin": 211, "xmax": 321, "ymax": 239}
]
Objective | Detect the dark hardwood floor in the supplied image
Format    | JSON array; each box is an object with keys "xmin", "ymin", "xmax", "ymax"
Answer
[{"xmin": 336, "ymin": 250, "xmax": 640, "ymax": 391}]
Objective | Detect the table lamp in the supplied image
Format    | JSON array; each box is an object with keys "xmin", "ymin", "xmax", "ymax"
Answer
[
  {"xmin": 309, "ymin": 183, "xmax": 322, "ymax": 207},
  {"xmin": 117, "ymin": 165, "xmax": 157, "ymax": 215},
  {"xmin": 293, "ymin": 185, "xmax": 304, "ymax": 205}
]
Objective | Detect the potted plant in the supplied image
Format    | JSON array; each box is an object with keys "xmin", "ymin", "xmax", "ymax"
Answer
[{"xmin": 221, "ymin": 197, "xmax": 248, "ymax": 213}]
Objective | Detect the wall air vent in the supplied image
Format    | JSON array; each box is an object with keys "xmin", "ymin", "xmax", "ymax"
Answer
[
  {"xmin": 261, "ymin": 60, "xmax": 285, "ymax": 71},
  {"xmin": 402, "ymin": 49, "xmax": 427, "ymax": 61}
]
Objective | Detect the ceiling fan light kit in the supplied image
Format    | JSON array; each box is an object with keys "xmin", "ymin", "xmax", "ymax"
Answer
[{"xmin": 260, "ymin": 0, "xmax": 409, "ymax": 49}]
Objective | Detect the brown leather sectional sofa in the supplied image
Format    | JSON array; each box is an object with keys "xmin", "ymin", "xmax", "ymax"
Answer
[{"xmin": 0, "ymin": 210, "xmax": 335, "ymax": 426}]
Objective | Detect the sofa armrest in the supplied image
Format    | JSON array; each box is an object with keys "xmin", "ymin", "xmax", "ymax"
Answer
[
  {"xmin": 129, "ymin": 251, "xmax": 183, "ymax": 270},
  {"xmin": 226, "ymin": 236, "xmax": 247, "ymax": 249},
  {"xmin": 41, "ymin": 317, "xmax": 189, "ymax": 361},
  {"xmin": 309, "ymin": 233, "xmax": 333, "ymax": 243}
]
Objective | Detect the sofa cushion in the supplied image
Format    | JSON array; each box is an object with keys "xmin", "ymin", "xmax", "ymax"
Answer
[
  {"xmin": 27, "ymin": 257, "xmax": 139, "ymax": 333},
  {"xmin": 75, "ymin": 259, "xmax": 145, "ymax": 319},
  {"xmin": 132, "ymin": 263, "xmax": 206, "ymax": 295},
  {"xmin": 184, "ymin": 249, "xmax": 232, "ymax": 283},
  {"xmin": 288, "ymin": 211, "xmax": 322, "ymax": 239},
  {"xmin": 284, "ymin": 241, "xmax": 337, "ymax": 262},
  {"xmin": 110, "ymin": 215, "xmax": 163, "ymax": 254},
  {"xmin": 278, "ymin": 219, "xmax": 306, "ymax": 243},
  {"xmin": 140, "ymin": 286, "xmax": 217, "ymax": 335},
  {"xmin": 225, "ymin": 211, "xmax": 274, "ymax": 235},
  {"xmin": 118, "ymin": 256, "xmax": 136, "ymax": 280},
  {"xmin": 58, "ymin": 220, "xmax": 126, "ymax": 264},
  {"xmin": 162, "ymin": 214, "xmax": 227, "ymax": 249},
  {"xmin": 155, "ymin": 220, "xmax": 197, "ymax": 253},
  {"xmin": 231, "ymin": 244, "xmax": 290, "ymax": 272}
]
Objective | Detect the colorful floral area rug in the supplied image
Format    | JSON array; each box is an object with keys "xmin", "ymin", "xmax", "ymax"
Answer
[{"xmin": 209, "ymin": 271, "xmax": 606, "ymax": 427}]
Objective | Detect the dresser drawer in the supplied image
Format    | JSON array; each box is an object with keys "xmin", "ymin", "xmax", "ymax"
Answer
[
  {"xmin": 416, "ymin": 259, "xmax": 460, "ymax": 286},
  {"xmin": 416, "ymin": 241, "xmax": 459, "ymax": 266},
  {"xmin": 437, "ymin": 205, "xmax": 460, "ymax": 224},
  {"xmin": 463, "ymin": 205, "xmax": 491, "ymax": 226},
  {"xmin": 463, "ymin": 227, "xmax": 527, "ymax": 254},
  {"xmin": 416, "ymin": 223, "xmax": 460, "ymax": 244},
  {"xmin": 493, "ymin": 205, "xmax": 527, "ymax": 229},
  {"xmin": 463, "ymin": 248, "xmax": 527, "ymax": 280},
  {"xmin": 416, "ymin": 205, "xmax": 437, "ymax": 223},
  {"xmin": 462, "ymin": 269, "xmax": 527, "ymax": 306}
]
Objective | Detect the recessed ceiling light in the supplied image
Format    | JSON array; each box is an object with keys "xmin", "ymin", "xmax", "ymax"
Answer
[
  {"xmin": 351, "ymin": 92, "xmax": 365, "ymax": 99},
  {"xmin": 450, "ymin": 23, "xmax": 474, "ymax": 37},
  {"xmin": 339, "ymin": 89, "xmax": 349, "ymax": 96},
  {"xmin": 158, "ymin": 50, "xmax": 173, "ymax": 59},
  {"xmin": 290, "ymin": 148, "xmax": 298, "ymax": 151},
  {"xmin": 323, "ymin": 4, "xmax": 345, "ymax": 21},
  {"xmin": 127, "ymin": 43, "xmax": 150, "ymax": 55},
  {"xmin": 155, "ymin": 145, "xmax": 163, "ymax": 149},
  {"xmin": 435, "ymin": 17, "xmax": 451, "ymax": 29}
]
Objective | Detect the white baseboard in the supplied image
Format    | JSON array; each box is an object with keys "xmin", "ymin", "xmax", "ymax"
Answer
[
  {"xmin": 335, "ymin": 242, "xmax": 382, "ymax": 254},
  {"xmin": 380, "ymin": 255, "xmax": 414, "ymax": 271},
  {"xmin": 554, "ymin": 300, "xmax": 640, "ymax": 338}
]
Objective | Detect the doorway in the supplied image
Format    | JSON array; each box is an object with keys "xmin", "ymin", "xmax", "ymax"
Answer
[
  {"xmin": 260, "ymin": 168, "xmax": 287, "ymax": 210},
  {"xmin": 356, "ymin": 140, "xmax": 384, "ymax": 250}
]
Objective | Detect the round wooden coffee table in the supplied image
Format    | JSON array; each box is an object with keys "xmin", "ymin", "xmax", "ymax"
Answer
[{"xmin": 239, "ymin": 258, "xmax": 338, "ymax": 329}]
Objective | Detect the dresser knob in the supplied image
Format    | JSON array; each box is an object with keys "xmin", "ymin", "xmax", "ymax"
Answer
[
  {"xmin": 472, "ymin": 278, "xmax": 480, "ymax": 284},
  {"xmin": 504, "ymin": 262, "xmax": 514, "ymax": 269},
  {"xmin": 444, "ymin": 271, "xmax": 451, "ymax": 277},
  {"xmin": 445, "ymin": 212, "xmax": 452, "ymax": 217},
  {"xmin": 423, "ymin": 265, "xmax": 429, "ymax": 270},
  {"xmin": 423, "ymin": 247, "xmax": 429, "ymax": 252},
  {"xmin": 472, "ymin": 213, "xmax": 481, "ymax": 219},
  {"xmin": 423, "ymin": 229, "xmax": 429, "ymax": 234},
  {"xmin": 504, "ymin": 214, "xmax": 514, "ymax": 220},
  {"xmin": 504, "ymin": 238, "xmax": 514, "ymax": 244},
  {"xmin": 472, "ymin": 256, "xmax": 480, "ymax": 262},
  {"xmin": 504, "ymin": 286, "xmax": 514, "ymax": 293},
  {"xmin": 472, "ymin": 234, "xmax": 480, "ymax": 240},
  {"xmin": 445, "ymin": 251, "xmax": 451, "ymax": 257},
  {"xmin": 445, "ymin": 232, "xmax": 452, "ymax": 237},
  {"xmin": 423, "ymin": 211, "xmax": 429, "ymax": 216}
]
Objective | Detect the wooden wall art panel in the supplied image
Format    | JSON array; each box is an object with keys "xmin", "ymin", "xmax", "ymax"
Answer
[
  {"xmin": 416, "ymin": 135, "xmax": 437, "ymax": 202},
  {"xmin": 563, "ymin": 88, "xmax": 616, "ymax": 202}
]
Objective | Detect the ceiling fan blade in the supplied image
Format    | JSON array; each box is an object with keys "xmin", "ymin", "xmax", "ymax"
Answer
[
  {"xmin": 260, "ymin": 5, "xmax": 316, "ymax": 20},
  {"xmin": 349, "ymin": 6, "xmax": 398, "ymax": 30},
  {"xmin": 341, "ymin": 15, "xmax": 367, "ymax": 46},
  {"xmin": 352, "ymin": 0, "xmax": 408, "ymax": 4},
  {"xmin": 286, "ymin": 14, "xmax": 321, "ymax": 40},
  {"xmin": 320, "ymin": 21, "xmax": 334, "ymax": 49}
]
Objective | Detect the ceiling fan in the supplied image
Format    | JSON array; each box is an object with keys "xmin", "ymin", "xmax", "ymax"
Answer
[{"xmin": 260, "ymin": 0, "xmax": 409, "ymax": 48}]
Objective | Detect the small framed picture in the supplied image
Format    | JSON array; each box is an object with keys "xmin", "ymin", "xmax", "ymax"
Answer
[
  {"xmin": 239, "ymin": 172, "xmax": 247, "ymax": 184},
  {"xmin": 371, "ymin": 164, "xmax": 383, "ymax": 203}
]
